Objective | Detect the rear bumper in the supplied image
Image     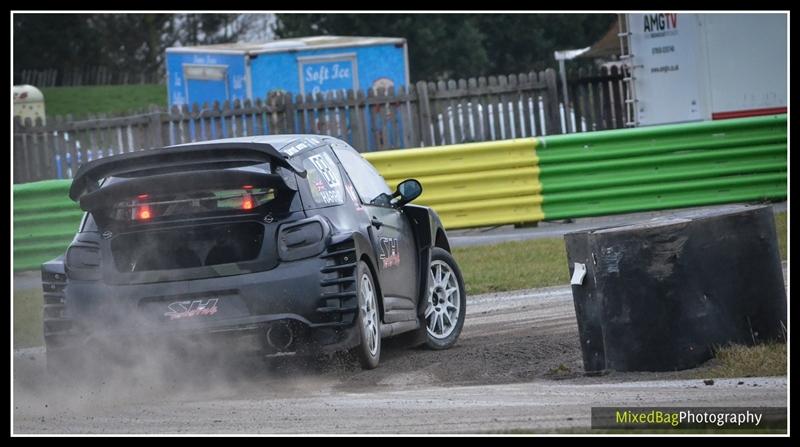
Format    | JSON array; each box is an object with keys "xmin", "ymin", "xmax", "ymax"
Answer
[
  {"xmin": 49, "ymin": 318, "xmax": 361, "ymax": 358},
  {"xmin": 48, "ymin": 240, "xmax": 360, "ymax": 355}
]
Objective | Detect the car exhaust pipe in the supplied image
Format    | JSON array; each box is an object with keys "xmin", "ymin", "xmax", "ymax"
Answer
[{"xmin": 266, "ymin": 322, "xmax": 294, "ymax": 351}]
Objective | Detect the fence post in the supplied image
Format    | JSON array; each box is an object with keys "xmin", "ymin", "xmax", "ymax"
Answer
[
  {"xmin": 209, "ymin": 101, "xmax": 221, "ymax": 139},
  {"xmin": 13, "ymin": 117, "xmax": 27, "ymax": 184},
  {"xmin": 220, "ymin": 100, "xmax": 232, "ymax": 138},
  {"xmin": 500, "ymin": 75, "xmax": 514, "ymax": 140},
  {"xmin": 408, "ymin": 84, "xmax": 422, "ymax": 148},
  {"xmin": 39, "ymin": 116, "xmax": 56, "ymax": 179},
  {"xmin": 147, "ymin": 105, "xmax": 163, "ymax": 148},
  {"xmin": 64, "ymin": 116, "xmax": 79, "ymax": 178},
  {"xmin": 180, "ymin": 104, "xmax": 192, "ymax": 144},
  {"xmin": 416, "ymin": 81, "xmax": 433, "ymax": 147},
  {"xmin": 399, "ymin": 85, "xmax": 414, "ymax": 148},
  {"xmin": 358, "ymin": 90, "xmax": 371, "ymax": 151},
  {"xmin": 380, "ymin": 87, "xmax": 392, "ymax": 149},
  {"xmin": 267, "ymin": 94, "xmax": 279, "ymax": 136},
  {"xmin": 284, "ymin": 92, "xmax": 296, "ymax": 134},
  {"xmin": 26, "ymin": 118, "xmax": 43, "ymax": 181},
  {"xmin": 602, "ymin": 67, "xmax": 612, "ymax": 129},
  {"xmin": 334, "ymin": 91, "xmax": 348, "ymax": 140},
  {"xmin": 348, "ymin": 90, "xmax": 364, "ymax": 151},
  {"xmin": 544, "ymin": 68, "xmax": 561, "ymax": 135},
  {"xmin": 610, "ymin": 65, "xmax": 624, "ymax": 129},
  {"xmin": 52, "ymin": 116, "xmax": 65, "ymax": 178},
  {"xmin": 367, "ymin": 88, "xmax": 380, "ymax": 151},
  {"xmin": 251, "ymin": 99, "xmax": 264, "ymax": 137}
]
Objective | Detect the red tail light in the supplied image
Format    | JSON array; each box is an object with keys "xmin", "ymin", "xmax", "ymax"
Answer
[
  {"xmin": 135, "ymin": 194, "xmax": 152, "ymax": 220},
  {"xmin": 137, "ymin": 205, "xmax": 152, "ymax": 220},
  {"xmin": 242, "ymin": 193, "xmax": 254, "ymax": 210}
]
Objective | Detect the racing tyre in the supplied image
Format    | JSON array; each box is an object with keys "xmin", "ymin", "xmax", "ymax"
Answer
[
  {"xmin": 353, "ymin": 261, "xmax": 381, "ymax": 369},
  {"xmin": 423, "ymin": 248, "xmax": 466, "ymax": 350}
]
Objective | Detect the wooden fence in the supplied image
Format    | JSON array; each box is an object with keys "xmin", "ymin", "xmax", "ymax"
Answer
[
  {"xmin": 13, "ymin": 67, "xmax": 628, "ymax": 184},
  {"xmin": 563, "ymin": 65, "xmax": 631, "ymax": 132}
]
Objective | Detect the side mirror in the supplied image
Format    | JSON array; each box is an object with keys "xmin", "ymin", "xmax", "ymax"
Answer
[{"xmin": 393, "ymin": 179, "xmax": 422, "ymax": 207}]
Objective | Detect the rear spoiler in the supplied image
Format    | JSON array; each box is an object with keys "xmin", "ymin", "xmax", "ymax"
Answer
[{"xmin": 68, "ymin": 143, "xmax": 307, "ymax": 202}]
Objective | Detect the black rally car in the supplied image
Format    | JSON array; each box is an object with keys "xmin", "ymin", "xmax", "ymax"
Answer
[{"xmin": 41, "ymin": 135, "xmax": 466, "ymax": 371}]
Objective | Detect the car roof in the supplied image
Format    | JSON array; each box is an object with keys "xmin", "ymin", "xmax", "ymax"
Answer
[
  {"xmin": 69, "ymin": 135, "xmax": 360, "ymax": 201},
  {"xmin": 169, "ymin": 135, "xmax": 356, "ymax": 159}
]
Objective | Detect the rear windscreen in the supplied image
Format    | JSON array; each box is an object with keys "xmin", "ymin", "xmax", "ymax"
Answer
[
  {"xmin": 84, "ymin": 163, "xmax": 300, "ymax": 225},
  {"xmin": 106, "ymin": 186, "xmax": 277, "ymax": 222}
]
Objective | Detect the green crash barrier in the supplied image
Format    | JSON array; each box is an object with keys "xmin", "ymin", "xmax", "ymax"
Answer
[
  {"xmin": 12, "ymin": 114, "xmax": 787, "ymax": 272},
  {"xmin": 537, "ymin": 114, "xmax": 787, "ymax": 220},
  {"xmin": 14, "ymin": 179, "xmax": 81, "ymax": 271}
]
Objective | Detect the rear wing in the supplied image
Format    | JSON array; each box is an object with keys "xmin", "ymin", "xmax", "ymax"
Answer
[{"xmin": 68, "ymin": 143, "xmax": 307, "ymax": 202}]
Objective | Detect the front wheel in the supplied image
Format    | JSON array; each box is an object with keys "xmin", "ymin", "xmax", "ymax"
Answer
[
  {"xmin": 353, "ymin": 261, "xmax": 381, "ymax": 369},
  {"xmin": 423, "ymin": 248, "xmax": 467, "ymax": 350}
]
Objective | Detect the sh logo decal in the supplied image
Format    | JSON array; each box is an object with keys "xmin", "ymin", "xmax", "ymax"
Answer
[
  {"xmin": 379, "ymin": 237, "xmax": 400, "ymax": 268},
  {"xmin": 164, "ymin": 299, "xmax": 219, "ymax": 320}
]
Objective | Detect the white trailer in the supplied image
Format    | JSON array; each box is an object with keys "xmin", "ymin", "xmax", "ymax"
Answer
[{"xmin": 620, "ymin": 13, "xmax": 787, "ymax": 126}]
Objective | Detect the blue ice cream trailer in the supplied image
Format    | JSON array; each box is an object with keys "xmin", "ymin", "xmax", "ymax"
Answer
[{"xmin": 165, "ymin": 36, "xmax": 410, "ymax": 108}]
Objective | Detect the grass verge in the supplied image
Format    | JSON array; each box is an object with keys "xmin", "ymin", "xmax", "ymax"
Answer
[
  {"xmin": 42, "ymin": 84, "xmax": 167, "ymax": 119},
  {"xmin": 775, "ymin": 211, "xmax": 787, "ymax": 259},
  {"xmin": 452, "ymin": 237, "xmax": 568, "ymax": 295},
  {"xmin": 698, "ymin": 342, "xmax": 787, "ymax": 379},
  {"xmin": 14, "ymin": 288, "xmax": 43, "ymax": 349}
]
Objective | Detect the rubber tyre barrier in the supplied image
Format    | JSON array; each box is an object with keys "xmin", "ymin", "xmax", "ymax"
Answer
[{"xmin": 564, "ymin": 204, "xmax": 787, "ymax": 373}]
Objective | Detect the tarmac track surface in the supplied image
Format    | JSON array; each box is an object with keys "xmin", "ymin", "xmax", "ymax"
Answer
[{"xmin": 13, "ymin": 284, "xmax": 787, "ymax": 434}]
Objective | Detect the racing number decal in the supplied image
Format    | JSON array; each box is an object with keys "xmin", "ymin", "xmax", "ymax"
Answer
[
  {"xmin": 308, "ymin": 153, "xmax": 343, "ymax": 205},
  {"xmin": 309, "ymin": 153, "xmax": 340, "ymax": 187},
  {"xmin": 379, "ymin": 237, "xmax": 401, "ymax": 269},
  {"xmin": 164, "ymin": 299, "xmax": 219, "ymax": 320}
]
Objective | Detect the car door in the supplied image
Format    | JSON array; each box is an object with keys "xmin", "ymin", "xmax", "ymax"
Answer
[{"xmin": 331, "ymin": 144, "xmax": 419, "ymax": 324}]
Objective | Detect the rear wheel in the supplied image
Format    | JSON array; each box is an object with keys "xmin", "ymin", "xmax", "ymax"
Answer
[
  {"xmin": 353, "ymin": 261, "xmax": 381, "ymax": 369},
  {"xmin": 424, "ymin": 248, "xmax": 466, "ymax": 350}
]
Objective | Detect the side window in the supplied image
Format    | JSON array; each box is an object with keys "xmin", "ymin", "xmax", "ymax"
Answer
[
  {"xmin": 300, "ymin": 148, "xmax": 345, "ymax": 207},
  {"xmin": 332, "ymin": 146, "xmax": 392, "ymax": 205}
]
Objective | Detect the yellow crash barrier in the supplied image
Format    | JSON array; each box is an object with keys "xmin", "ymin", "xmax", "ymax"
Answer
[
  {"xmin": 432, "ymin": 195, "xmax": 545, "ymax": 229},
  {"xmin": 364, "ymin": 138, "xmax": 538, "ymax": 179},
  {"xmin": 364, "ymin": 139, "xmax": 542, "ymax": 230},
  {"xmin": 383, "ymin": 166, "xmax": 542, "ymax": 206}
]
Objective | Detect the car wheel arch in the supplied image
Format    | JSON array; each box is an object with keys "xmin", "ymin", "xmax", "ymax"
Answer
[
  {"xmin": 396, "ymin": 206, "xmax": 451, "ymax": 315},
  {"xmin": 358, "ymin": 253, "xmax": 386, "ymax": 322},
  {"xmin": 434, "ymin": 228, "xmax": 451, "ymax": 252}
]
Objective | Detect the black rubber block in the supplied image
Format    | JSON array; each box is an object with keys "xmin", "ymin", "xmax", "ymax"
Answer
[{"xmin": 564, "ymin": 205, "xmax": 787, "ymax": 373}]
